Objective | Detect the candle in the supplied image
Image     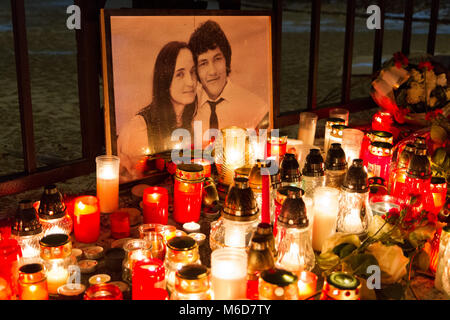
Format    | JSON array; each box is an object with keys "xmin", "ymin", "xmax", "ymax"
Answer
[
  {"xmin": 18, "ymin": 263, "xmax": 49, "ymax": 300},
  {"xmin": 369, "ymin": 195, "xmax": 401, "ymax": 217},
  {"xmin": 342, "ymin": 209, "xmax": 364, "ymax": 234},
  {"xmin": 211, "ymin": 248, "xmax": 247, "ymax": 300},
  {"xmin": 183, "ymin": 222, "xmax": 201, "ymax": 233},
  {"xmin": 297, "ymin": 112, "xmax": 318, "ymax": 146},
  {"xmin": 83, "ymin": 246, "xmax": 104, "ymax": 260},
  {"xmin": 57, "ymin": 283, "xmax": 86, "ymax": 300},
  {"xmin": 192, "ymin": 158, "xmax": 212, "ymax": 178},
  {"xmin": 267, "ymin": 135, "xmax": 288, "ymax": 160},
  {"xmin": 96, "ymin": 155, "xmax": 120, "ymax": 214},
  {"xmin": 156, "ymin": 225, "xmax": 177, "ymax": 243},
  {"xmin": 47, "ymin": 267, "xmax": 69, "ymax": 295},
  {"xmin": 132, "ymin": 259, "xmax": 166, "ymax": 300},
  {"xmin": 78, "ymin": 259, "xmax": 98, "ymax": 274},
  {"xmin": 173, "ymin": 164, "xmax": 204, "ymax": 224},
  {"xmin": 297, "ymin": 271, "xmax": 318, "ymax": 300},
  {"xmin": 73, "ymin": 196, "xmax": 100, "ymax": 243},
  {"xmin": 341, "ymin": 128, "xmax": 364, "ymax": 167},
  {"xmin": 372, "ymin": 111, "xmax": 393, "ymax": 133},
  {"xmin": 324, "ymin": 118, "xmax": 345, "ymax": 155},
  {"xmin": 89, "ymin": 274, "xmax": 111, "ymax": 286},
  {"xmin": 217, "ymin": 127, "xmax": 248, "ymax": 186},
  {"xmin": 142, "ymin": 187, "xmax": 169, "ymax": 225},
  {"xmin": 261, "ymin": 171, "xmax": 270, "ymax": 224},
  {"xmin": 187, "ymin": 232, "xmax": 206, "ymax": 246},
  {"xmin": 312, "ymin": 187, "xmax": 340, "ymax": 251},
  {"xmin": 110, "ymin": 210, "xmax": 130, "ymax": 239}
]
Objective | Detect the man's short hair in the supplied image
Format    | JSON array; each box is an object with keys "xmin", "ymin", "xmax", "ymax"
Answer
[{"xmin": 188, "ymin": 20, "xmax": 232, "ymax": 75}]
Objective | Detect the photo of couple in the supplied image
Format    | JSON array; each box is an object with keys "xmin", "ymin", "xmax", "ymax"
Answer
[{"xmin": 106, "ymin": 15, "xmax": 272, "ymax": 183}]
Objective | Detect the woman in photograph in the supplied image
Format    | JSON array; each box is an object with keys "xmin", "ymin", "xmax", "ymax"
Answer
[{"xmin": 117, "ymin": 41, "xmax": 198, "ymax": 182}]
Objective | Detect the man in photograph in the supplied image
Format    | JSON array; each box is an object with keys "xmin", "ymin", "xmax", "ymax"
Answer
[{"xmin": 188, "ymin": 20, "xmax": 269, "ymax": 140}]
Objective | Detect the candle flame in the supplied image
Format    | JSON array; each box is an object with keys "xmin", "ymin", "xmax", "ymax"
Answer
[{"xmin": 77, "ymin": 201, "xmax": 85, "ymax": 210}]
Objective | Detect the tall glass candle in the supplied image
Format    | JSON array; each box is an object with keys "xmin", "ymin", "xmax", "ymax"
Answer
[
  {"xmin": 211, "ymin": 248, "xmax": 247, "ymax": 300},
  {"xmin": 173, "ymin": 164, "xmax": 204, "ymax": 224},
  {"xmin": 142, "ymin": 187, "xmax": 169, "ymax": 225},
  {"xmin": 96, "ymin": 155, "xmax": 120, "ymax": 214},
  {"xmin": 324, "ymin": 118, "xmax": 345, "ymax": 155},
  {"xmin": 312, "ymin": 187, "xmax": 340, "ymax": 251},
  {"xmin": 267, "ymin": 135, "xmax": 288, "ymax": 161},
  {"xmin": 297, "ymin": 112, "xmax": 318, "ymax": 146},
  {"xmin": 366, "ymin": 141, "xmax": 393, "ymax": 181},
  {"xmin": 341, "ymin": 128, "xmax": 364, "ymax": 166},
  {"xmin": 73, "ymin": 196, "xmax": 100, "ymax": 243}
]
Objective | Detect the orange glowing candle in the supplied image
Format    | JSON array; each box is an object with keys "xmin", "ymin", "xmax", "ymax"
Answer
[
  {"xmin": 73, "ymin": 196, "xmax": 100, "ymax": 243},
  {"xmin": 297, "ymin": 271, "xmax": 318, "ymax": 300},
  {"xmin": 142, "ymin": 187, "xmax": 168, "ymax": 225},
  {"xmin": 18, "ymin": 263, "xmax": 49, "ymax": 300},
  {"xmin": 96, "ymin": 155, "xmax": 120, "ymax": 214}
]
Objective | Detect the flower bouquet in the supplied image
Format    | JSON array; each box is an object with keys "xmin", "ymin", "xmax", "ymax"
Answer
[
  {"xmin": 316, "ymin": 194, "xmax": 445, "ymax": 300},
  {"xmin": 371, "ymin": 52, "xmax": 450, "ymax": 126}
]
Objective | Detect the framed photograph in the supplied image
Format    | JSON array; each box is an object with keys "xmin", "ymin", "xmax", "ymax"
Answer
[{"xmin": 101, "ymin": 9, "xmax": 275, "ymax": 184}]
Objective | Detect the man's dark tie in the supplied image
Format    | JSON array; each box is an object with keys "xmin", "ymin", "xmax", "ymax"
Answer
[{"xmin": 207, "ymin": 98, "xmax": 224, "ymax": 129}]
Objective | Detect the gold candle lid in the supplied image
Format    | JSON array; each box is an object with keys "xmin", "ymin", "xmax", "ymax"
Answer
[
  {"xmin": 39, "ymin": 234, "xmax": 72, "ymax": 259},
  {"xmin": 175, "ymin": 164, "xmax": 204, "ymax": 183}
]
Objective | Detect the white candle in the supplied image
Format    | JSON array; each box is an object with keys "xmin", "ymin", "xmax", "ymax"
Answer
[
  {"xmin": 312, "ymin": 187, "xmax": 340, "ymax": 252},
  {"xmin": 96, "ymin": 155, "xmax": 120, "ymax": 214},
  {"xmin": 47, "ymin": 267, "xmax": 69, "ymax": 295},
  {"xmin": 342, "ymin": 209, "xmax": 364, "ymax": 234},
  {"xmin": 211, "ymin": 248, "xmax": 247, "ymax": 300},
  {"xmin": 183, "ymin": 222, "xmax": 201, "ymax": 233}
]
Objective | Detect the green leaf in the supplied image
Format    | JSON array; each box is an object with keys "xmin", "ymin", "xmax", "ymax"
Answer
[
  {"xmin": 345, "ymin": 253, "xmax": 379, "ymax": 278},
  {"xmin": 332, "ymin": 243, "xmax": 357, "ymax": 259},
  {"xmin": 375, "ymin": 283, "xmax": 406, "ymax": 300}
]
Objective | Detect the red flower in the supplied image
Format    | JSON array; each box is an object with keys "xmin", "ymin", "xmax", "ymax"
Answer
[
  {"xmin": 393, "ymin": 52, "xmax": 409, "ymax": 68},
  {"xmin": 418, "ymin": 61, "xmax": 434, "ymax": 71},
  {"xmin": 425, "ymin": 109, "xmax": 443, "ymax": 121}
]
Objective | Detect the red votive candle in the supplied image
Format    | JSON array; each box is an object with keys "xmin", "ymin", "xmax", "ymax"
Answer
[
  {"xmin": 173, "ymin": 164, "xmax": 204, "ymax": 224},
  {"xmin": 132, "ymin": 258, "xmax": 166, "ymax": 300},
  {"xmin": 261, "ymin": 172, "xmax": 270, "ymax": 224},
  {"xmin": 73, "ymin": 196, "xmax": 100, "ymax": 243},
  {"xmin": 267, "ymin": 135, "xmax": 287, "ymax": 159},
  {"xmin": 110, "ymin": 211, "xmax": 130, "ymax": 239},
  {"xmin": 430, "ymin": 177, "xmax": 447, "ymax": 215},
  {"xmin": 372, "ymin": 111, "xmax": 394, "ymax": 133},
  {"xmin": 142, "ymin": 187, "xmax": 169, "ymax": 225},
  {"xmin": 366, "ymin": 142, "xmax": 393, "ymax": 182}
]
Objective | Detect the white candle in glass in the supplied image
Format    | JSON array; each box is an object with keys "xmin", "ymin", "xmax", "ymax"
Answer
[
  {"xmin": 46, "ymin": 266, "xmax": 69, "ymax": 295},
  {"xmin": 211, "ymin": 248, "xmax": 247, "ymax": 300},
  {"xmin": 312, "ymin": 187, "xmax": 340, "ymax": 251},
  {"xmin": 96, "ymin": 155, "xmax": 120, "ymax": 214}
]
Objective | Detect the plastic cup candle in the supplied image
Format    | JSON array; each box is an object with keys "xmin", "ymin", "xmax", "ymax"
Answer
[
  {"xmin": 211, "ymin": 248, "xmax": 247, "ymax": 300},
  {"xmin": 297, "ymin": 112, "xmax": 318, "ymax": 146},
  {"xmin": 73, "ymin": 196, "xmax": 100, "ymax": 243},
  {"xmin": 312, "ymin": 187, "xmax": 340, "ymax": 251},
  {"xmin": 96, "ymin": 155, "xmax": 120, "ymax": 214},
  {"xmin": 297, "ymin": 271, "xmax": 318, "ymax": 300},
  {"xmin": 142, "ymin": 187, "xmax": 169, "ymax": 225},
  {"xmin": 342, "ymin": 128, "xmax": 364, "ymax": 166}
]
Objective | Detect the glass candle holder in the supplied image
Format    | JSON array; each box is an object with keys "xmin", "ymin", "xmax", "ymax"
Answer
[
  {"xmin": 301, "ymin": 149, "xmax": 326, "ymax": 198},
  {"xmin": 372, "ymin": 111, "xmax": 394, "ymax": 133},
  {"xmin": 430, "ymin": 177, "xmax": 447, "ymax": 215},
  {"xmin": 216, "ymin": 126, "xmax": 249, "ymax": 186},
  {"xmin": 145, "ymin": 231, "xmax": 166, "ymax": 261},
  {"xmin": 361, "ymin": 130, "xmax": 393, "ymax": 166},
  {"xmin": 139, "ymin": 223, "xmax": 163, "ymax": 239},
  {"xmin": 297, "ymin": 112, "xmax": 318, "ymax": 146},
  {"xmin": 174, "ymin": 164, "xmax": 204, "ymax": 224},
  {"xmin": 132, "ymin": 258, "xmax": 166, "ymax": 300},
  {"xmin": 390, "ymin": 143, "xmax": 416, "ymax": 196},
  {"xmin": 73, "ymin": 195, "xmax": 100, "ymax": 244},
  {"xmin": 324, "ymin": 118, "xmax": 345, "ymax": 156},
  {"xmin": 297, "ymin": 271, "xmax": 318, "ymax": 300},
  {"xmin": 328, "ymin": 124, "xmax": 347, "ymax": 154},
  {"xmin": 329, "ymin": 107, "xmax": 349, "ymax": 125},
  {"xmin": 368, "ymin": 177, "xmax": 388, "ymax": 198},
  {"xmin": 110, "ymin": 210, "xmax": 130, "ymax": 239},
  {"xmin": 96, "ymin": 155, "xmax": 120, "ymax": 214},
  {"xmin": 142, "ymin": 187, "xmax": 169, "ymax": 225},
  {"xmin": 39, "ymin": 234, "xmax": 73, "ymax": 296},
  {"xmin": 38, "ymin": 185, "xmax": 72, "ymax": 237},
  {"xmin": 211, "ymin": 247, "xmax": 247, "ymax": 300},
  {"xmin": 259, "ymin": 268, "xmax": 299, "ymax": 300},
  {"xmin": 320, "ymin": 272, "xmax": 361, "ymax": 300},
  {"xmin": 312, "ymin": 187, "xmax": 340, "ymax": 252},
  {"xmin": 0, "ymin": 238, "xmax": 21, "ymax": 300},
  {"xmin": 337, "ymin": 159, "xmax": 371, "ymax": 237},
  {"xmin": 366, "ymin": 142, "xmax": 393, "ymax": 181},
  {"xmin": 341, "ymin": 128, "xmax": 364, "ymax": 166},
  {"xmin": 122, "ymin": 239, "xmax": 152, "ymax": 285},
  {"xmin": 11, "ymin": 200, "xmax": 43, "ymax": 264},
  {"xmin": 267, "ymin": 134, "xmax": 288, "ymax": 161},
  {"xmin": 156, "ymin": 225, "xmax": 177, "ymax": 243},
  {"xmin": 369, "ymin": 195, "xmax": 402, "ymax": 217},
  {"xmin": 171, "ymin": 264, "xmax": 211, "ymax": 300},
  {"xmin": 325, "ymin": 143, "xmax": 348, "ymax": 189},
  {"xmin": 246, "ymin": 235, "xmax": 275, "ymax": 300},
  {"xmin": 164, "ymin": 236, "xmax": 201, "ymax": 294},
  {"xmin": 84, "ymin": 283, "xmax": 123, "ymax": 300},
  {"xmin": 18, "ymin": 263, "xmax": 49, "ymax": 300}
]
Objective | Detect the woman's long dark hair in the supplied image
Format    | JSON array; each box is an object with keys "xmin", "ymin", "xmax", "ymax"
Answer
[{"xmin": 139, "ymin": 41, "xmax": 197, "ymax": 146}]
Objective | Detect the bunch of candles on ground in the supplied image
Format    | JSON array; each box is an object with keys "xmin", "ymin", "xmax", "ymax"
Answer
[{"xmin": 0, "ymin": 109, "xmax": 449, "ymax": 301}]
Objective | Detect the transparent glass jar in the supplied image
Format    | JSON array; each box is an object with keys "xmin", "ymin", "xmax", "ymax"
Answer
[
  {"xmin": 38, "ymin": 185, "xmax": 72, "ymax": 237},
  {"xmin": 84, "ymin": 283, "xmax": 123, "ymax": 300},
  {"xmin": 171, "ymin": 264, "xmax": 211, "ymax": 300},
  {"xmin": 18, "ymin": 263, "xmax": 49, "ymax": 300},
  {"xmin": 39, "ymin": 234, "xmax": 73, "ymax": 296},
  {"xmin": 164, "ymin": 236, "xmax": 201, "ymax": 294},
  {"xmin": 122, "ymin": 239, "xmax": 152, "ymax": 285}
]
